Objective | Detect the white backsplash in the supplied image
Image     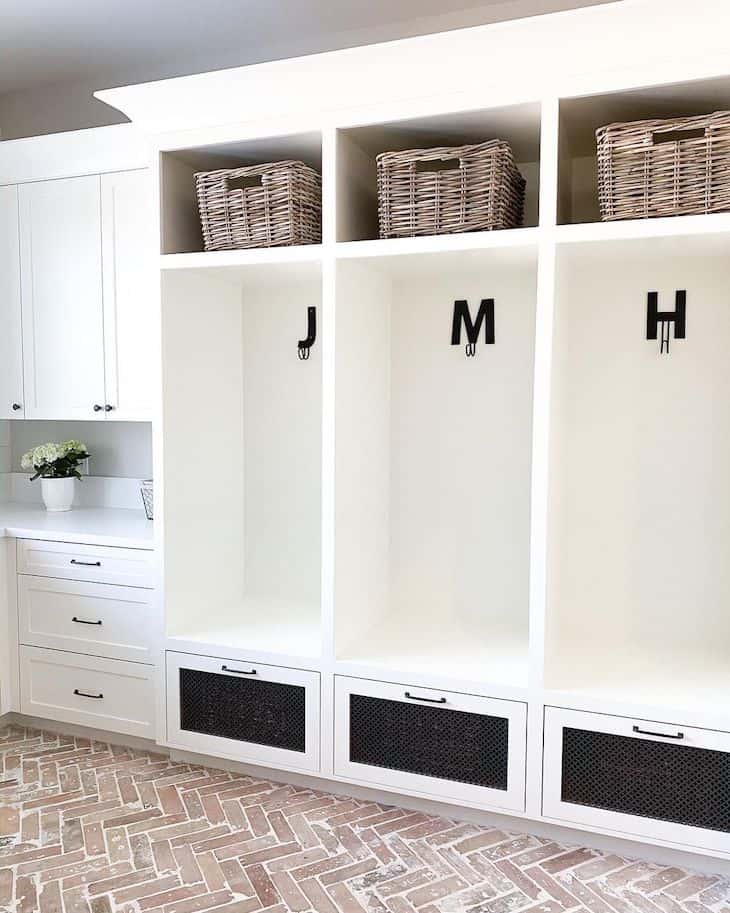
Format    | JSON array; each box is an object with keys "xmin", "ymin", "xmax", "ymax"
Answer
[{"xmin": 3, "ymin": 472, "xmax": 145, "ymax": 510}]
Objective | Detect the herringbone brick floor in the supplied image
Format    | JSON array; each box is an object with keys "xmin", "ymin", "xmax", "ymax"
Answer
[{"xmin": 1, "ymin": 726, "xmax": 729, "ymax": 913}]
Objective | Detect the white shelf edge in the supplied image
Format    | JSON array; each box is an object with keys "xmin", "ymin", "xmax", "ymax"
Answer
[
  {"xmin": 556, "ymin": 213, "xmax": 730, "ymax": 245},
  {"xmin": 333, "ymin": 658, "xmax": 530, "ymax": 701},
  {"xmin": 160, "ymin": 244, "xmax": 324, "ymax": 271},
  {"xmin": 540, "ymin": 686, "xmax": 730, "ymax": 733},
  {"xmin": 164, "ymin": 635, "xmax": 323, "ymax": 670},
  {"xmin": 335, "ymin": 227, "xmax": 540, "ymax": 260}
]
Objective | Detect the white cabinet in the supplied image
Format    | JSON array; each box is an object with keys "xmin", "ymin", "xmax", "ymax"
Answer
[
  {"xmin": 0, "ymin": 185, "xmax": 24, "ymax": 419},
  {"xmin": 101, "ymin": 170, "xmax": 154, "ymax": 421},
  {"xmin": 18, "ymin": 575, "xmax": 154, "ymax": 664},
  {"xmin": 16, "ymin": 169, "xmax": 153, "ymax": 422},
  {"xmin": 167, "ymin": 651, "xmax": 321, "ymax": 773},
  {"xmin": 19, "ymin": 175, "xmax": 107, "ymax": 420},
  {"xmin": 17, "ymin": 538, "xmax": 155, "ymax": 588},
  {"xmin": 335, "ymin": 676, "xmax": 527, "ymax": 812},
  {"xmin": 20, "ymin": 645, "xmax": 155, "ymax": 739},
  {"xmin": 543, "ymin": 707, "xmax": 730, "ymax": 855}
]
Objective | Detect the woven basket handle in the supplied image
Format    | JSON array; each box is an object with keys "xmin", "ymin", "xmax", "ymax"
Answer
[
  {"xmin": 227, "ymin": 173, "xmax": 264, "ymax": 191},
  {"xmin": 651, "ymin": 125, "xmax": 707, "ymax": 145},
  {"xmin": 415, "ymin": 157, "xmax": 462, "ymax": 173}
]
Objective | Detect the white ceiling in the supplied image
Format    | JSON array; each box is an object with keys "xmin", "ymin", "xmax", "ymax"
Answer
[{"xmin": 1, "ymin": 0, "xmax": 616, "ymax": 96}]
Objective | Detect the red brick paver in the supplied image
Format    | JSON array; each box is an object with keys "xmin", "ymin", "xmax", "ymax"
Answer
[{"xmin": 0, "ymin": 724, "xmax": 729, "ymax": 912}]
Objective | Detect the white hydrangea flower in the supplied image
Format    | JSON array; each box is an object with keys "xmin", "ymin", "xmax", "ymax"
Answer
[{"xmin": 20, "ymin": 450, "xmax": 34, "ymax": 471}]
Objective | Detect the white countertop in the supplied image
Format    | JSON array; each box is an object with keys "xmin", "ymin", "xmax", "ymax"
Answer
[{"xmin": 0, "ymin": 503, "xmax": 154, "ymax": 550}]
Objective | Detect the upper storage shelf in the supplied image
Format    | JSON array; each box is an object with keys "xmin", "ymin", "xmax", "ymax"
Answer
[
  {"xmin": 160, "ymin": 131, "xmax": 322, "ymax": 255},
  {"xmin": 336, "ymin": 102, "xmax": 541, "ymax": 242},
  {"xmin": 558, "ymin": 75, "xmax": 730, "ymax": 226}
]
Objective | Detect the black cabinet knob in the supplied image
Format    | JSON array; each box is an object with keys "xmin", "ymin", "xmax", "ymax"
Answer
[
  {"xmin": 104, "ymin": 404, "xmax": 114, "ymax": 412},
  {"xmin": 93, "ymin": 404, "xmax": 103, "ymax": 412},
  {"xmin": 11, "ymin": 403, "xmax": 21, "ymax": 411}
]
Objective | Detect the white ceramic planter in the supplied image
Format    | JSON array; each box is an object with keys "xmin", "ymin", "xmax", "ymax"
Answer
[{"xmin": 41, "ymin": 477, "xmax": 76, "ymax": 512}]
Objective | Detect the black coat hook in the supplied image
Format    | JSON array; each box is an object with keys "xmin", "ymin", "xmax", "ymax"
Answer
[
  {"xmin": 451, "ymin": 299, "xmax": 495, "ymax": 357},
  {"xmin": 647, "ymin": 290, "xmax": 686, "ymax": 354},
  {"xmin": 298, "ymin": 306, "xmax": 316, "ymax": 360}
]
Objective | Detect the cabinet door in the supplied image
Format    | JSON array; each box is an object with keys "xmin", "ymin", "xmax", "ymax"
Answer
[
  {"xmin": 0, "ymin": 185, "xmax": 24, "ymax": 419},
  {"xmin": 335, "ymin": 676, "xmax": 527, "ymax": 811},
  {"xmin": 167, "ymin": 651, "xmax": 321, "ymax": 773},
  {"xmin": 101, "ymin": 170, "xmax": 155, "ymax": 421},
  {"xmin": 19, "ymin": 176, "xmax": 106, "ymax": 420},
  {"xmin": 543, "ymin": 706, "xmax": 730, "ymax": 855}
]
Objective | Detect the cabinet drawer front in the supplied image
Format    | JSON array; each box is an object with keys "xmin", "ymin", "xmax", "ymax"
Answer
[
  {"xmin": 20, "ymin": 646, "xmax": 155, "ymax": 739},
  {"xmin": 18, "ymin": 575, "xmax": 154, "ymax": 663},
  {"xmin": 543, "ymin": 707, "xmax": 730, "ymax": 854},
  {"xmin": 335, "ymin": 677, "xmax": 526, "ymax": 811},
  {"xmin": 18, "ymin": 539, "xmax": 154, "ymax": 588},
  {"xmin": 167, "ymin": 652, "xmax": 320, "ymax": 773}
]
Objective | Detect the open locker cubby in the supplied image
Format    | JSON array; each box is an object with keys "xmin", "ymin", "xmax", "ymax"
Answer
[
  {"xmin": 545, "ymin": 234, "xmax": 730, "ymax": 710},
  {"xmin": 161, "ymin": 261, "xmax": 322, "ymax": 657},
  {"xmin": 160, "ymin": 132, "xmax": 323, "ymax": 254},
  {"xmin": 336, "ymin": 103, "xmax": 541, "ymax": 242},
  {"xmin": 558, "ymin": 75, "xmax": 730, "ymax": 225},
  {"xmin": 334, "ymin": 245, "xmax": 537, "ymax": 685}
]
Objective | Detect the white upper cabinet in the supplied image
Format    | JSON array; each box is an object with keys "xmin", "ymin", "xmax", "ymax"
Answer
[
  {"xmin": 0, "ymin": 185, "xmax": 24, "ymax": 419},
  {"xmin": 19, "ymin": 175, "xmax": 106, "ymax": 420},
  {"xmin": 16, "ymin": 169, "xmax": 153, "ymax": 422},
  {"xmin": 101, "ymin": 169, "xmax": 154, "ymax": 421}
]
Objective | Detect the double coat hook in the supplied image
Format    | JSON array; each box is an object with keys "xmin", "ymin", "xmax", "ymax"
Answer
[{"xmin": 298, "ymin": 306, "xmax": 317, "ymax": 360}]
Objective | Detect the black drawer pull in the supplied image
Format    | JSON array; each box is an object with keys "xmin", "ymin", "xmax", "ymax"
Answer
[
  {"xmin": 70, "ymin": 559, "xmax": 102, "ymax": 567},
  {"xmin": 404, "ymin": 691, "xmax": 447, "ymax": 704},
  {"xmin": 221, "ymin": 665, "xmax": 257, "ymax": 675},
  {"xmin": 74, "ymin": 689, "xmax": 104, "ymax": 700},
  {"xmin": 632, "ymin": 725, "xmax": 684, "ymax": 740},
  {"xmin": 72, "ymin": 616, "xmax": 102, "ymax": 626}
]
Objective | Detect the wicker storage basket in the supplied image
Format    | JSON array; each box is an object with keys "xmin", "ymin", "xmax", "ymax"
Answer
[
  {"xmin": 596, "ymin": 111, "xmax": 730, "ymax": 221},
  {"xmin": 195, "ymin": 161, "xmax": 321, "ymax": 250},
  {"xmin": 377, "ymin": 140, "xmax": 525, "ymax": 238}
]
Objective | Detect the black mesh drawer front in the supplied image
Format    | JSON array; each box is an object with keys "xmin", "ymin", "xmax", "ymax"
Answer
[
  {"xmin": 349, "ymin": 694, "xmax": 509, "ymax": 789},
  {"xmin": 180, "ymin": 668, "xmax": 306, "ymax": 753},
  {"xmin": 562, "ymin": 727, "xmax": 730, "ymax": 833}
]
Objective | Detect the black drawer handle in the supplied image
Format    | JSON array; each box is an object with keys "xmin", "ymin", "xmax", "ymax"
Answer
[
  {"xmin": 74, "ymin": 689, "xmax": 104, "ymax": 700},
  {"xmin": 72, "ymin": 616, "xmax": 102, "ymax": 626},
  {"xmin": 404, "ymin": 691, "xmax": 447, "ymax": 704},
  {"xmin": 70, "ymin": 559, "xmax": 102, "ymax": 567},
  {"xmin": 632, "ymin": 725, "xmax": 684, "ymax": 740},
  {"xmin": 221, "ymin": 665, "xmax": 257, "ymax": 675}
]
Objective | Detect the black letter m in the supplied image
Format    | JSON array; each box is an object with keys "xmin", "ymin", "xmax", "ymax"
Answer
[{"xmin": 451, "ymin": 299, "xmax": 495, "ymax": 356}]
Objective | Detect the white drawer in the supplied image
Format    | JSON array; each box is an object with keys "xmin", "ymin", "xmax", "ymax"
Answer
[
  {"xmin": 543, "ymin": 707, "xmax": 730, "ymax": 854},
  {"xmin": 17, "ymin": 539, "xmax": 154, "ymax": 588},
  {"xmin": 335, "ymin": 676, "xmax": 526, "ymax": 811},
  {"xmin": 167, "ymin": 651, "xmax": 320, "ymax": 773},
  {"xmin": 18, "ymin": 575, "xmax": 154, "ymax": 663},
  {"xmin": 20, "ymin": 646, "xmax": 155, "ymax": 739}
]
